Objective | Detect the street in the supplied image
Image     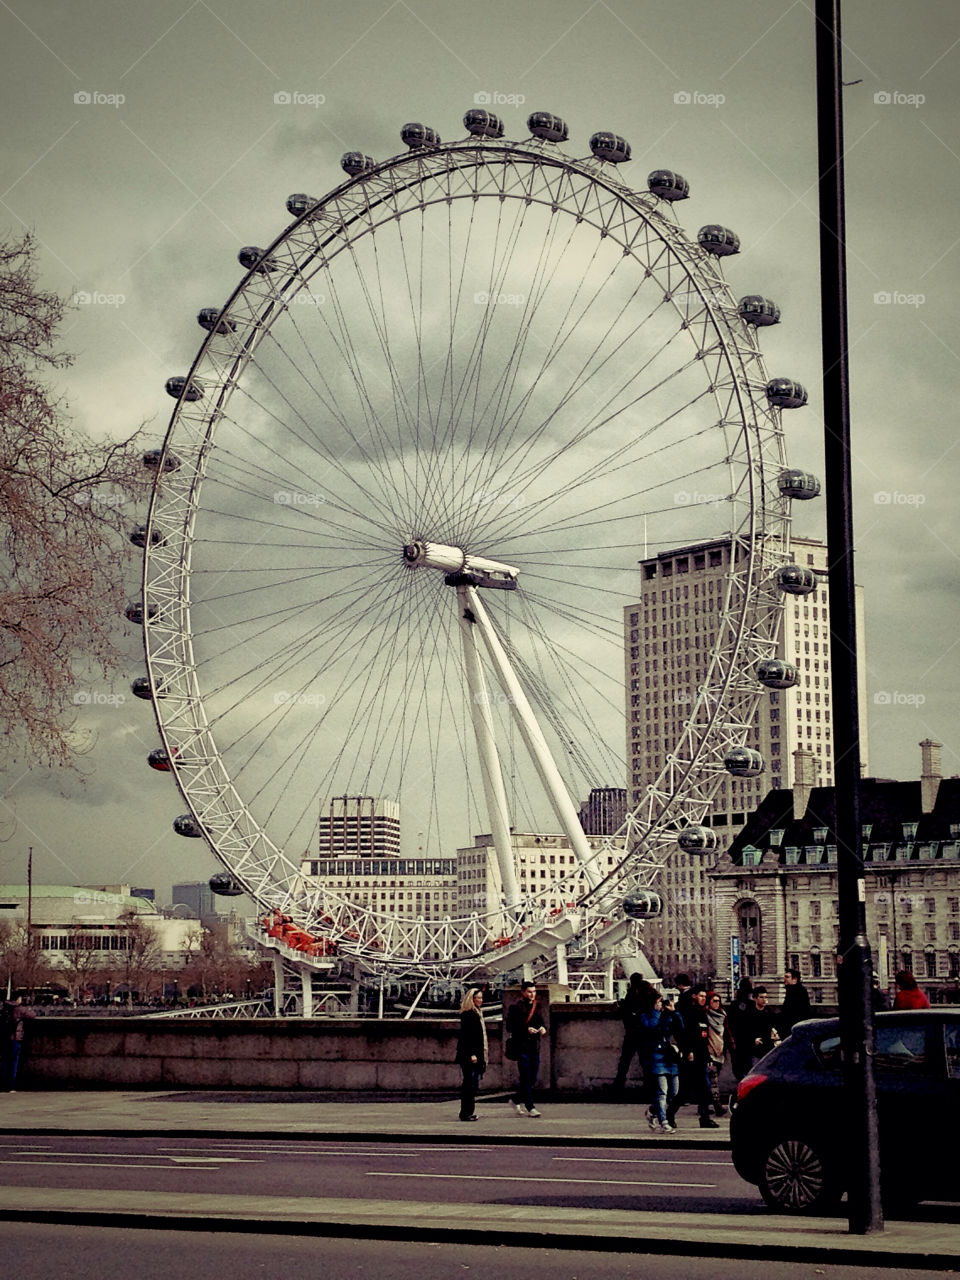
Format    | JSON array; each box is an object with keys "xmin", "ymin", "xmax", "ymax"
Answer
[{"xmin": 0, "ymin": 1133, "xmax": 755, "ymax": 1215}]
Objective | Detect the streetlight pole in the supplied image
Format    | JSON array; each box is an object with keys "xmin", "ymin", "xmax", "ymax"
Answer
[{"xmin": 814, "ymin": 0, "xmax": 883, "ymax": 1233}]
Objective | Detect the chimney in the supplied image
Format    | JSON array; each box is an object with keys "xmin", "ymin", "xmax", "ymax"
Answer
[
  {"xmin": 920, "ymin": 738, "xmax": 942, "ymax": 814},
  {"xmin": 792, "ymin": 748, "xmax": 819, "ymax": 816}
]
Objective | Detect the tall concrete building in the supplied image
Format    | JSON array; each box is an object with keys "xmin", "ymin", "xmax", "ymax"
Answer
[
  {"xmin": 316, "ymin": 795, "xmax": 401, "ymax": 860},
  {"xmin": 624, "ymin": 535, "xmax": 867, "ymax": 982}
]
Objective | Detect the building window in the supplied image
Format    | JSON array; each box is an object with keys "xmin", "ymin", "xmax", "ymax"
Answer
[
  {"xmin": 925, "ymin": 951, "xmax": 937, "ymax": 979},
  {"xmin": 810, "ymin": 951, "xmax": 822, "ymax": 978}
]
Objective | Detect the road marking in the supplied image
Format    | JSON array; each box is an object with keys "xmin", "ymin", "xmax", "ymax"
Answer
[
  {"xmin": 552, "ymin": 1157, "xmax": 732, "ymax": 1167},
  {"xmin": 0, "ymin": 1151, "xmax": 257, "ymax": 1163},
  {"xmin": 0, "ymin": 1160, "xmax": 219, "ymax": 1170},
  {"xmin": 367, "ymin": 1172, "xmax": 715, "ymax": 1188}
]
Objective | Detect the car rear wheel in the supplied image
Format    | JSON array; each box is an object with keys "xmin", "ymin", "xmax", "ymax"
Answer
[{"xmin": 758, "ymin": 1136, "xmax": 840, "ymax": 1213}]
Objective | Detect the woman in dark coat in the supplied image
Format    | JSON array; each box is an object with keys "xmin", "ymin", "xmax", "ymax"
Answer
[{"xmin": 455, "ymin": 988, "xmax": 487, "ymax": 1121}]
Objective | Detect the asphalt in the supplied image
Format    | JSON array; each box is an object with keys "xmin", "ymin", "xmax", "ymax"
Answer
[{"xmin": 0, "ymin": 1090, "xmax": 957, "ymax": 1269}]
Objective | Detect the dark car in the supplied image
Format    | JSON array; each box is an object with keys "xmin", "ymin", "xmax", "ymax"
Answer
[{"xmin": 730, "ymin": 1009, "xmax": 960, "ymax": 1212}]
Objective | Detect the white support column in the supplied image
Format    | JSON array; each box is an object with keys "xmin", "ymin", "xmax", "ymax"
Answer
[
  {"xmin": 300, "ymin": 965, "xmax": 313, "ymax": 1018},
  {"xmin": 456, "ymin": 585, "xmax": 522, "ymax": 920},
  {"xmin": 465, "ymin": 586, "xmax": 601, "ymax": 890},
  {"xmin": 272, "ymin": 954, "xmax": 283, "ymax": 1017},
  {"xmin": 555, "ymin": 942, "xmax": 569, "ymax": 987}
]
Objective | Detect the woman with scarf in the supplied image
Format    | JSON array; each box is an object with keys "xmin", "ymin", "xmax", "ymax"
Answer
[
  {"xmin": 704, "ymin": 990, "xmax": 732, "ymax": 1118},
  {"xmin": 455, "ymin": 987, "xmax": 488, "ymax": 1121}
]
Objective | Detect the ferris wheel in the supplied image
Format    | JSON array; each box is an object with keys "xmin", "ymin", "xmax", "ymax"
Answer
[{"xmin": 134, "ymin": 108, "xmax": 815, "ymax": 981}]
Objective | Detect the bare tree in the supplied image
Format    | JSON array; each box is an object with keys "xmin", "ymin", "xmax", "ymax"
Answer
[
  {"xmin": 106, "ymin": 909, "xmax": 163, "ymax": 1003},
  {"xmin": 0, "ymin": 233, "xmax": 147, "ymax": 768},
  {"xmin": 180, "ymin": 921, "xmax": 268, "ymax": 1002},
  {"xmin": 0, "ymin": 920, "xmax": 51, "ymax": 994},
  {"xmin": 59, "ymin": 922, "xmax": 105, "ymax": 1002}
]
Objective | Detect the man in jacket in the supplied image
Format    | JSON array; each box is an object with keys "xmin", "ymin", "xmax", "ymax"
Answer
[
  {"xmin": 505, "ymin": 981, "xmax": 546, "ymax": 1117},
  {"xmin": 778, "ymin": 968, "xmax": 812, "ymax": 1039}
]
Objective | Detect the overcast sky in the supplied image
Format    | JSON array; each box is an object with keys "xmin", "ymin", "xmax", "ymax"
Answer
[{"xmin": 1, "ymin": 0, "xmax": 958, "ymax": 903}]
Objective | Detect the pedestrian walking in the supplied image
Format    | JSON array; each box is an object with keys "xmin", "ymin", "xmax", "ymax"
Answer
[
  {"xmin": 893, "ymin": 969, "xmax": 930, "ymax": 1010},
  {"xmin": 455, "ymin": 987, "xmax": 487, "ymax": 1122},
  {"xmin": 778, "ymin": 968, "xmax": 812, "ymax": 1039},
  {"xmin": 726, "ymin": 977, "xmax": 756, "ymax": 1081},
  {"xmin": 1, "ymin": 996, "xmax": 35, "ymax": 1092},
  {"xmin": 704, "ymin": 991, "xmax": 730, "ymax": 1117},
  {"xmin": 505, "ymin": 981, "xmax": 547, "ymax": 1117},
  {"xmin": 611, "ymin": 972, "xmax": 658, "ymax": 1094},
  {"xmin": 639, "ymin": 994, "xmax": 683, "ymax": 1133},
  {"xmin": 679, "ymin": 985, "xmax": 718, "ymax": 1128},
  {"xmin": 746, "ymin": 985, "xmax": 780, "ymax": 1067}
]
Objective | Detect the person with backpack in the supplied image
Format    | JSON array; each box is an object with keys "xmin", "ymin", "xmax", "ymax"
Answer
[{"xmin": 611, "ymin": 972, "xmax": 658, "ymax": 1094}]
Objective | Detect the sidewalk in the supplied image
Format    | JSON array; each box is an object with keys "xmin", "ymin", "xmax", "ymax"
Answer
[{"xmin": 0, "ymin": 1090, "xmax": 957, "ymax": 1269}]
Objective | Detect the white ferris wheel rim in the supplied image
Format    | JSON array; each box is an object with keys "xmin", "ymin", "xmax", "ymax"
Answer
[{"xmin": 141, "ymin": 128, "xmax": 792, "ymax": 974}]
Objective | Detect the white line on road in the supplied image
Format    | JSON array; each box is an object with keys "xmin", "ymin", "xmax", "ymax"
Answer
[
  {"xmin": 367, "ymin": 1172, "xmax": 716, "ymax": 1188},
  {"xmin": 0, "ymin": 1151, "xmax": 258, "ymax": 1163},
  {"xmin": 0, "ymin": 1160, "xmax": 219, "ymax": 1170},
  {"xmin": 552, "ymin": 1157, "xmax": 732, "ymax": 1167}
]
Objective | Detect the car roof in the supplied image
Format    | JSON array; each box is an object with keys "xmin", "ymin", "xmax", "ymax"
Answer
[{"xmin": 787, "ymin": 1007, "xmax": 960, "ymax": 1038}]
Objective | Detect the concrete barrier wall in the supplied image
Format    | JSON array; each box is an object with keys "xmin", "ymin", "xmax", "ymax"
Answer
[{"xmin": 19, "ymin": 1001, "xmax": 719, "ymax": 1093}]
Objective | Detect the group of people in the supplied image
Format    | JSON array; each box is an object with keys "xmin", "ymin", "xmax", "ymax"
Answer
[
  {"xmin": 612, "ymin": 970, "xmax": 818, "ymax": 1132},
  {"xmin": 455, "ymin": 980, "xmax": 547, "ymax": 1121}
]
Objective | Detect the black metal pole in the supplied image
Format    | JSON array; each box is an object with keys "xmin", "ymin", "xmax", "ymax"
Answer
[{"xmin": 814, "ymin": 0, "xmax": 883, "ymax": 1234}]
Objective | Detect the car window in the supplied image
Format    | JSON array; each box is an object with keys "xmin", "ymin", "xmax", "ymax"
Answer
[
  {"xmin": 944, "ymin": 1023, "xmax": 960, "ymax": 1080},
  {"xmin": 874, "ymin": 1024, "xmax": 926, "ymax": 1070},
  {"xmin": 816, "ymin": 1025, "xmax": 928, "ymax": 1070}
]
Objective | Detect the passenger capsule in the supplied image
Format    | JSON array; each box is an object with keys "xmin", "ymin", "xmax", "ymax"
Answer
[
  {"xmin": 698, "ymin": 225, "xmax": 740, "ymax": 256},
  {"xmin": 165, "ymin": 375, "xmax": 204, "ymax": 401},
  {"xmin": 124, "ymin": 601, "xmax": 157, "ymax": 625},
  {"xmin": 527, "ymin": 111, "xmax": 568, "ymax": 142},
  {"xmin": 285, "ymin": 193, "xmax": 318, "ymax": 217},
  {"xmin": 341, "ymin": 152, "xmax": 376, "ymax": 176},
  {"xmin": 129, "ymin": 524, "xmax": 163, "ymax": 549},
  {"xmin": 756, "ymin": 659, "xmax": 799, "ymax": 690},
  {"xmin": 724, "ymin": 747, "xmax": 765, "ymax": 778},
  {"xmin": 778, "ymin": 469, "xmax": 821, "ymax": 500},
  {"xmin": 131, "ymin": 676, "xmax": 153, "ymax": 701},
  {"xmin": 777, "ymin": 564, "xmax": 818, "ymax": 596},
  {"xmin": 173, "ymin": 814, "xmax": 203, "ymax": 838},
  {"xmin": 677, "ymin": 826, "xmax": 719, "ymax": 855},
  {"xmin": 400, "ymin": 123, "xmax": 440, "ymax": 149},
  {"xmin": 147, "ymin": 747, "xmax": 173, "ymax": 772},
  {"xmin": 766, "ymin": 378, "xmax": 808, "ymax": 409},
  {"xmin": 648, "ymin": 170, "xmax": 690, "ymax": 201},
  {"xmin": 142, "ymin": 449, "xmax": 180, "ymax": 473},
  {"xmin": 209, "ymin": 871, "xmax": 244, "ymax": 896},
  {"xmin": 463, "ymin": 108, "xmax": 504, "ymax": 138},
  {"xmin": 623, "ymin": 891, "xmax": 662, "ymax": 919},
  {"xmin": 238, "ymin": 246, "xmax": 278, "ymax": 273},
  {"xmin": 197, "ymin": 308, "xmax": 237, "ymax": 334},
  {"xmin": 738, "ymin": 296, "xmax": 781, "ymax": 327},
  {"xmin": 589, "ymin": 132, "xmax": 631, "ymax": 163}
]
